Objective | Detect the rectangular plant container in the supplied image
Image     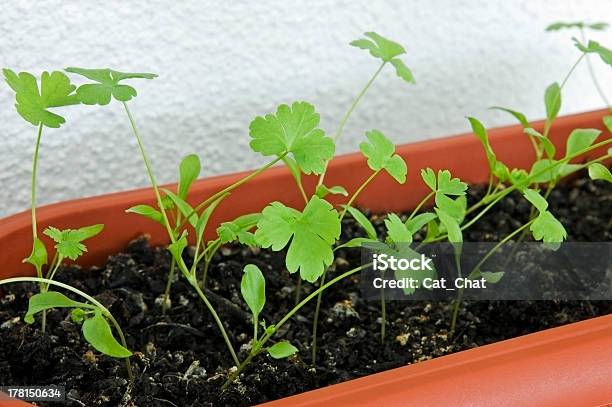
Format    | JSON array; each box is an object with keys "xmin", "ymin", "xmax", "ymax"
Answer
[{"xmin": 0, "ymin": 109, "xmax": 610, "ymax": 406}]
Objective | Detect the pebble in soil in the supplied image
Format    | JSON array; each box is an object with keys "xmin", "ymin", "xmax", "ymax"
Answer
[{"xmin": 0, "ymin": 177, "xmax": 610, "ymax": 406}]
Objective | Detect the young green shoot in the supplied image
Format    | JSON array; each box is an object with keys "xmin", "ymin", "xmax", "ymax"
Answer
[
  {"xmin": 65, "ymin": 67, "xmax": 240, "ymax": 366},
  {"xmin": 223, "ymin": 262, "xmax": 370, "ymax": 390},
  {"xmin": 546, "ymin": 21, "xmax": 611, "ymax": 110},
  {"xmin": 0, "ymin": 277, "xmax": 133, "ymax": 381},
  {"xmin": 318, "ymin": 32, "xmax": 415, "ymax": 187}
]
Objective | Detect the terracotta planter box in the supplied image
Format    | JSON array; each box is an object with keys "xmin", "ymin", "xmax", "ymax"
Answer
[{"xmin": 0, "ymin": 109, "xmax": 610, "ymax": 406}]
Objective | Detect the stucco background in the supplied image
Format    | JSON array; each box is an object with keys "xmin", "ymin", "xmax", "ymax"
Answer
[{"xmin": 1, "ymin": 0, "xmax": 611, "ymax": 218}]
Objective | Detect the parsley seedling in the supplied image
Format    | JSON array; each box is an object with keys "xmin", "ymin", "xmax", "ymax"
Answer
[
  {"xmin": 0, "ymin": 278, "xmax": 133, "ymax": 380},
  {"xmin": 546, "ymin": 21, "xmax": 611, "ymax": 111}
]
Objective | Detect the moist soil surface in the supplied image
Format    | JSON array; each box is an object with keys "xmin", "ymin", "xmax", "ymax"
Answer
[{"xmin": 1, "ymin": 176, "xmax": 610, "ymax": 406}]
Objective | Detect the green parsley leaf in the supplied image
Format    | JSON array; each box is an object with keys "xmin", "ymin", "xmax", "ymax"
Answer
[
  {"xmin": 405, "ymin": 212, "xmax": 437, "ymax": 234},
  {"xmin": 249, "ymin": 101, "xmax": 335, "ymax": 174},
  {"xmin": 531, "ymin": 211, "xmax": 567, "ymax": 244},
  {"xmin": 315, "ymin": 184, "xmax": 349, "ymax": 198},
  {"xmin": 546, "ymin": 21, "xmax": 609, "ymax": 31},
  {"xmin": 350, "ymin": 32, "xmax": 405, "ymax": 62},
  {"xmin": 3, "ymin": 69, "xmax": 79, "ymax": 128},
  {"xmin": 43, "ymin": 224, "xmax": 104, "ymax": 260},
  {"xmin": 389, "ymin": 59, "xmax": 415, "ymax": 83},
  {"xmin": 603, "ymin": 116, "xmax": 612, "ymax": 132},
  {"xmin": 437, "ymin": 170, "xmax": 468, "ymax": 196},
  {"xmin": 523, "ymin": 188, "xmax": 549, "ymax": 212},
  {"xmin": 434, "ymin": 208, "xmax": 463, "ymax": 244},
  {"xmin": 435, "ymin": 194, "xmax": 466, "ymax": 224},
  {"xmin": 359, "ymin": 130, "xmax": 407, "ymax": 183},
  {"xmin": 65, "ymin": 67, "xmax": 157, "ymax": 105},
  {"xmin": 344, "ymin": 206, "xmax": 377, "ymax": 240},
  {"xmin": 255, "ymin": 196, "xmax": 340, "ymax": 282},
  {"xmin": 351, "ymin": 32, "xmax": 414, "ymax": 84},
  {"xmin": 217, "ymin": 213, "xmax": 261, "ymax": 245},
  {"xmin": 385, "ymin": 213, "xmax": 412, "ymax": 243},
  {"xmin": 420, "ymin": 168, "xmax": 437, "ymax": 191},
  {"xmin": 523, "ymin": 189, "xmax": 567, "ymax": 243},
  {"xmin": 573, "ymin": 38, "xmax": 612, "ymax": 67}
]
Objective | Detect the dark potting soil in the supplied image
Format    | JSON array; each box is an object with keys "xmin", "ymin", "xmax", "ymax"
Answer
[{"xmin": 0, "ymin": 176, "xmax": 610, "ymax": 407}]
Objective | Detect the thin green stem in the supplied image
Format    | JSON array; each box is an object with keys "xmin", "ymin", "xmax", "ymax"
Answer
[
  {"xmin": 200, "ymin": 240, "xmax": 221, "ymax": 287},
  {"xmin": 0, "ymin": 277, "xmax": 133, "ymax": 381},
  {"xmin": 543, "ymin": 53, "xmax": 586, "ymax": 138},
  {"xmin": 380, "ymin": 268, "xmax": 386, "ymax": 343},
  {"xmin": 449, "ymin": 219, "xmax": 535, "ymax": 336},
  {"xmin": 29, "ymin": 123, "xmax": 45, "ymax": 331},
  {"xmin": 485, "ymin": 173, "xmax": 494, "ymax": 197},
  {"xmin": 180, "ymin": 154, "xmax": 287, "ymax": 230},
  {"xmin": 580, "ymin": 29, "xmax": 611, "ymax": 111},
  {"xmin": 123, "ymin": 102, "xmax": 238, "ymax": 366},
  {"xmin": 199, "ymin": 259, "xmax": 210, "ymax": 287},
  {"xmin": 310, "ymin": 269, "xmax": 326, "ymax": 365},
  {"xmin": 406, "ymin": 191, "xmax": 435, "ymax": 222},
  {"xmin": 122, "ymin": 102, "xmax": 175, "ymax": 240},
  {"xmin": 311, "ymin": 169, "xmax": 380, "ymax": 362},
  {"xmin": 44, "ymin": 256, "xmax": 62, "ymax": 289},
  {"xmin": 296, "ymin": 179, "xmax": 309, "ymax": 204},
  {"xmin": 475, "ymin": 220, "xmax": 535, "ymax": 276},
  {"xmin": 223, "ymin": 263, "xmax": 371, "ymax": 389},
  {"xmin": 162, "ymin": 258, "xmax": 176, "ymax": 313},
  {"xmin": 192, "ymin": 279, "xmax": 240, "ymax": 366},
  {"xmin": 339, "ymin": 170, "xmax": 381, "ymax": 220},
  {"xmin": 162, "ymin": 211, "xmax": 182, "ymax": 315},
  {"xmin": 449, "ymin": 251, "xmax": 463, "ymax": 336},
  {"xmin": 31, "ymin": 124, "xmax": 43, "ymax": 240},
  {"xmin": 318, "ymin": 62, "xmax": 387, "ymax": 186}
]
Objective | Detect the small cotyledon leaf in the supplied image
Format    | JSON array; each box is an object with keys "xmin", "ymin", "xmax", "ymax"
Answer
[
  {"xmin": 267, "ymin": 341, "xmax": 298, "ymax": 359},
  {"xmin": 82, "ymin": 309, "xmax": 132, "ymax": 358},
  {"xmin": 241, "ymin": 264, "xmax": 266, "ymax": 321},
  {"xmin": 25, "ymin": 291, "xmax": 94, "ymax": 324}
]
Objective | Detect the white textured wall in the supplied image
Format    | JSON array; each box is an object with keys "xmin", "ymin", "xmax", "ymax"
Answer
[{"xmin": 1, "ymin": 0, "xmax": 611, "ymax": 217}]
